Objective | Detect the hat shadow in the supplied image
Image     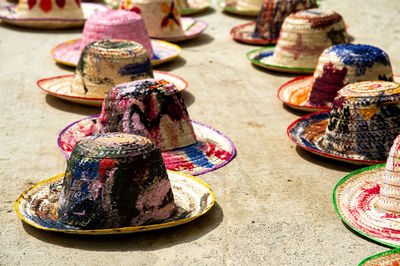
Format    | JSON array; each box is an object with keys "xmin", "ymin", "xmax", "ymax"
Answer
[
  {"xmin": 21, "ymin": 202, "xmax": 224, "ymax": 251},
  {"xmin": 282, "ymin": 103, "xmax": 311, "ymax": 117},
  {"xmin": 249, "ymin": 63, "xmax": 300, "ymax": 79},
  {"xmin": 0, "ymin": 22, "xmax": 83, "ymax": 33},
  {"xmin": 181, "ymin": 90, "xmax": 195, "ymax": 107},
  {"xmin": 45, "ymin": 94, "xmax": 100, "ymax": 116},
  {"xmin": 340, "ymin": 221, "xmax": 388, "ymax": 248},
  {"xmin": 187, "ymin": 6, "xmax": 216, "ymax": 17},
  {"xmin": 153, "ymin": 56, "xmax": 187, "ymax": 72},
  {"xmin": 294, "ymin": 146, "xmax": 361, "ymax": 172},
  {"xmin": 55, "ymin": 62, "xmax": 75, "ymax": 72},
  {"xmin": 177, "ymin": 33, "xmax": 214, "ymax": 48}
]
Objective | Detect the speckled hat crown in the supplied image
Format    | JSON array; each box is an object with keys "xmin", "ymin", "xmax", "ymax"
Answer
[
  {"xmin": 308, "ymin": 44, "xmax": 394, "ymax": 107},
  {"xmin": 80, "ymin": 10, "xmax": 153, "ymax": 58},
  {"xmin": 15, "ymin": 0, "xmax": 84, "ymax": 19},
  {"xmin": 270, "ymin": 9, "xmax": 349, "ymax": 68},
  {"xmin": 57, "ymin": 132, "xmax": 176, "ymax": 229},
  {"xmin": 321, "ymin": 81, "xmax": 400, "ymax": 161},
  {"xmin": 100, "ymin": 79, "xmax": 196, "ymax": 152},
  {"xmin": 252, "ymin": 0, "xmax": 317, "ymax": 39},
  {"xmin": 120, "ymin": 0, "xmax": 185, "ymax": 38},
  {"xmin": 71, "ymin": 39, "xmax": 153, "ymax": 98}
]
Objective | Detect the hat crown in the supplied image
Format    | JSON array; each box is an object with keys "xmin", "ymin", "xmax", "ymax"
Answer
[
  {"xmin": 100, "ymin": 79, "xmax": 197, "ymax": 152},
  {"xmin": 16, "ymin": 0, "xmax": 84, "ymax": 19}
]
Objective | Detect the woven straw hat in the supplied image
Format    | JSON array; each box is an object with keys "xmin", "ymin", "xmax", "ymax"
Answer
[
  {"xmin": 58, "ymin": 79, "xmax": 236, "ymax": 176},
  {"xmin": 333, "ymin": 135, "xmax": 400, "ymax": 247},
  {"xmin": 278, "ymin": 44, "xmax": 397, "ymax": 112},
  {"xmin": 120, "ymin": 0, "xmax": 208, "ymax": 41},
  {"xmin": 288, "ymin": 81, "xmax": 400, "ymax": 164},
  {"xmin": 359, "ymin": 249, "xmax": 400, "ymax": 265},
  {"xmin": 218, "ymin": 0, "xmax": 261, "ymax": 16},
  {"xmin": 15, "ymin": 133, "xmax": 215, "ymax": 234},
  {"xmin": 39, "ymin": 40, "xmax": 188, "ymax": 106},
  {"xmin": 50, "ymin": 10, "xmax": 182, "ymax": 67},
  {"xmin": 247, "ymin": 9, "xmax": 349, "ymax": 73},
  {"xmin": 0, "ymin": 1, "xmax": 108, "ymax": 29},
  {"xmin": 231, "ymin": 0, "xmax": 317, "ymax": 45}
]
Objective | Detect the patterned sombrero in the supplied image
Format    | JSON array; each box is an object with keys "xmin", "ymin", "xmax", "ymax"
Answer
[
  {"xmin": 0, "ymin": 2, "xmax": 108, "ymax": 29},
  {"xmin": 15, "ymin": 170, "xmax": 214, "ymax": 234},
  {"xmin": 359, "ymin": 249, "xmax": 400, "ymax": 265}
]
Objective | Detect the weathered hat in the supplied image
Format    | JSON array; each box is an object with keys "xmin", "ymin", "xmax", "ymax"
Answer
[
  {"xmin": 247, "ymin": 9, "xmax": 349, "ymax": 73},
  {"xmin": 15, "ymin": 133, "xmax": 215, "ymax": 234},
  {"xmin": 38, "ymin": 40, "xmax": 187, "ymax": 106},
  {"xmin": 231, "ymin": 0, "xmax": 317, "ymax": 45},
  {"xmin": 120, "ymin": 0, "xmax": 208, "ymax": 41},
  {"xmin": 58, "ymin": 79, "xmax": 236, "ymax": 176},
  {"xmin": 278, "ymin": 44, "xmax": 397, "ymax": 112},
  {"xmin": 288, "ymin": 81, "xmax": 400, "ymax": 164},
  {"xmin": 333, "ymin": 134, "xmax": 400, "ymax": 247},
  {"xmin": 0, "ymin": 0, "xmax": 108, "ymax": 29},
  {"xmin": 359, "ymin": 249, "xmax": 400, "ymax": 265},
  {"xmin": 51, "ymin": 10, "xmax": 181, "ymax": 67}
]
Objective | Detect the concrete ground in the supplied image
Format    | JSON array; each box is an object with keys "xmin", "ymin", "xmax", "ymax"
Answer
[{"xmin": 1, "ymin": 0, "xmax": 400, "ymax": 264}]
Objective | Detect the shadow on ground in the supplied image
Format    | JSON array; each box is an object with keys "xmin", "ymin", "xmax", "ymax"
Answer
[{"xmin": 45, "ymin": 94, "xmax": 100, "ymax": 116}]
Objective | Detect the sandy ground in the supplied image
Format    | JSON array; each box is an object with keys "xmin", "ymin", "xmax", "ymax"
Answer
[{"xmin": 1, "ymin": 0, "xmax": 400, "ymax": 265}]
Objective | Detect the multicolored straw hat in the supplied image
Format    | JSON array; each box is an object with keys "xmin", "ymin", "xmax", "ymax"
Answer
[
  {"xmin": 51, "ymin": 10, "xmax": 181, "ymax": 67},
  {"xmin": 58, "ymin": 79, "xmax": 236, "ymax": 176},
  {"xmin": 15, "ymin": 133, "xmax": 215, "ymax": 234},
  {"xmin": 120, "ymin": 0, "xmax": 208, "ymax": 42},
  {"xmin": 0, "ymin": 0, "xmax": 108, "ymax": 29},
  {"xmin": 359, "ymin": 249, "xmax": 400, "ymax": 265},
  {"xmin": 278, "ymin": 44, "xmax": 397, "ymax": 112},
  {"xmin": 333, "ymin": 134, "xmax": 400, "ymax": 247},
  {"xmin": 218, "ymin": 0, "xmax": 262, "ymax": 16},
  {"xmin": 247, "ymin": 9, "xmax": 349, "ymax": 73},
  {"xmin": 288, "ymin": 81, "xmax": 400, "ymax": 164},
  {"xmin": 231, "ymin": 0, "xmax": 317, "ymax": 45},
  {"xmin": 39, "ymin": 40, "xmax": 188, "ymax": 107}
]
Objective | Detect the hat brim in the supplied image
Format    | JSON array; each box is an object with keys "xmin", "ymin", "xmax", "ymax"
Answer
[
  {"xmin": 180, "ymin": 0, "xmax": 211, "ymax": 16},
  {"xmin": 333, "ymin": 164, "xmax": 400, "ymax": 248},
  {"xmin": 58, "ymin": 115, "xmax": 236, "ymax": 176},
  {"xmin": 0, "ymin": 3, "xmax": 109, "ymax": 29},
  {"xmin": 150, "ymin": 17, "xmax": 208, "ymax": 42},
  {"xmin": 37, "ymin": 71, "xmax": 188, "ymax": 107},
  {"xmin": 14, "ymin": 171, "xmax": 214, "ymax": 235},
  {"xmin": 359, "ymin": 249, "xmax": 400, "ymax": 265},
  {"xmin": 217, "ymin": 0, "xmax": 259, "ymax": 16},
  {"xmin": 287, "ymin": 111, "xmax": 385, "ymax": 165},
  {"xmin": 230, "ymin": 22, "xmax": 278, "ymax": 45},
  {"xmin": 51, "ymin": 39, "xmax": 181, "ymax": 67},
  {"xmin": 278, "ymin": 75, "xmax": 400, "ymax": 112},
  {"xmin": 247, "ymin": 47, "xmax": 315, "ymax": 74}
]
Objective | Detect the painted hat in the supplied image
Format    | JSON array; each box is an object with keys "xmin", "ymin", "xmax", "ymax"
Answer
[
  {"xmin": 333, "ymin": 135, "xmax": 400, "ymax": 247},
  {"xmin": 15, "ymin": 133, "xmax": 215, "ymax": 234},
  {"xmin": 288, "ymin": 81, "xmax": 400, "ymax": 164},
  {"xmin": 39, "ymin": 40, "xmax": 188, "ymax": 107},
  {"xmin": 359, "ymin": 249, "xmax": 400, "ymax": 265},
  {"xmin": 51, "ymin": 10, "xmax": 182, "ymax": 67},
  {"xmin": 278, "ymin": 44, "xmax": 396, "ymax": 112},
  {"xmin": 120, "ymin": 0, "xmax": 208, "ymax": 42},
  {"xmin": 58, "ymin": 79, "xmax": 236, "ymax": 176},
  {"xmin": 0, "ymin": 1, "xmax": 108, "ymax": 29},
  {"xmin": 247, "ymin": 9, "xmax": 349, "ymax": 73},
  {"xmin": 231, "ymin": 0, "xmax": 318, "ymax": 45}
]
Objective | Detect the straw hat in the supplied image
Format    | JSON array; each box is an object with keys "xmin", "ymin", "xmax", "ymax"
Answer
[
  {"xmin": 247, "ymin": 9, "xmax": 349, "ymax": 73},
  {"xmin": 58, "ymin": 79, "xmax": 236, "ymax": 176},
  {"xmin": 231, "ymin": 0, "xmax": 318, "ymax": 45},
  {"xmin": 51, "ymin": 10, "xmax": 181, "ymax": 67},
  {"xmin": 120, "ymin": 0, "xmax": 208, "ymax": 42},
  {"xmin": 15, "ymin": 133, "xmax": 215, "ymax": 234},
  {"xmin": 0, "ymin": 1, "xmax": 108, "ymax": 29},
  {"xmin": 359, "ymin": 249, "xmax": 400, "ymax": 265},
  {"xmin": 287, "ymin": 81, "xmax": 400, "ymax": 164},
  {"xmin": 333, "ymin": 135, "xmax": 400, "ymax": 247},
  {"xmin": 39, "ymin": 40, "xmax": 188, "ymax": 107},
  {"xmin": 278, "ymin": 44, "xmax": 397, "ymax": 112},
  {"xmin": 218, "ymin": 0, "xmax": 261, "ymax": 16}
]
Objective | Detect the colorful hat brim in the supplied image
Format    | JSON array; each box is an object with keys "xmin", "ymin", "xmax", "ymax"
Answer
[
  {"xmin": 37, "ymin": 71, "xmax": 188, "ymax": 107},
  {"xmin": 217, "ymin": 0, "xmax": 259, "ymax": 16},
  {"xmin": 230, "ymin": 22, "xmax": 277, "ymax": 45},
  {"xmin": 0, "ymin": 3, "xmax": 109, "ymax": 29},
  {"xmin": 333, "ymin": 164, "xmax": 400, "ymax": 248},
  {"xmin": 180, "ymin": 0, "xmax": 211, "ymax": 15},
  {"xmin": 51, "ymin": 39, "xmax": 181, "ymax": 67},
  {"xmin": 278, "ymin": 75, "xmax": 400, "ymax": 112},
  {"xmin": 15, "ymin": 171, "xmax": 215, "ymax": 235},
  {"xmin": 287, "ymin": 111, "xmax": 385, "ymax": 165},
  {"xmin": 58, "ymin": 115, "xmax": 236, "ymax": 176},
  {"xmin": 150, "ymin": 17, "xmax": 208, "ymax": 42},
  {"xmin": 359, "ymin": 249, "xmax": 400, "ymax": 265},
  {"xmin": 247, "ymin": 46, "xmax": 315, "ymax": 74}
]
